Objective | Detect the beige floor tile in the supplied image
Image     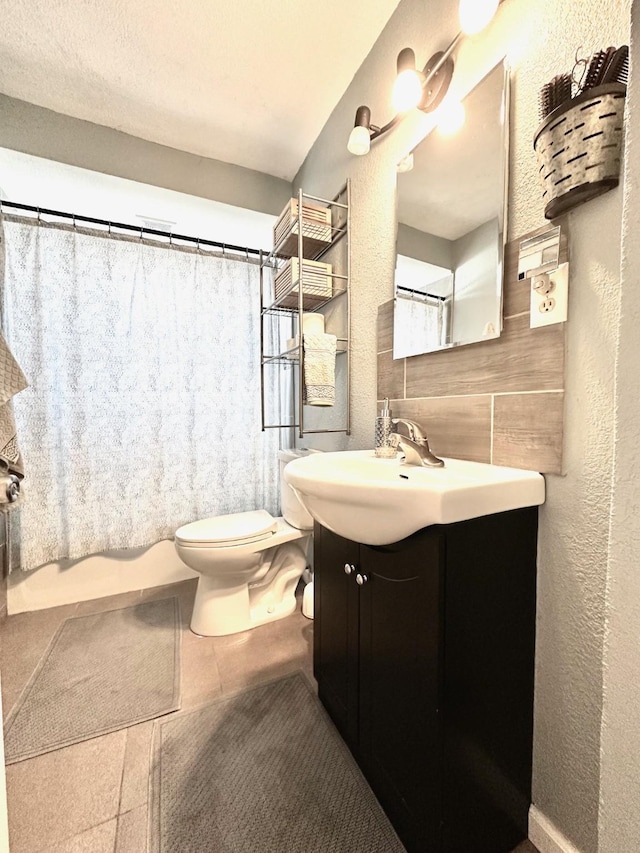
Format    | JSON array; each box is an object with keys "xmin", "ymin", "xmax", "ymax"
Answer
[
  {"xmin": 119, "ymin": 721, "xmax": 154, "ymax": 814},
  {"xmin": 138, "ymin": 579, "xmax": 197, "ymax": 605},
  {"xmin": 115, "ymin": 805, "xmax": 148, "ymax": 853},
  {"xmin": 74, "ymin": 589, "xmax": 142, "ymax": 616},
  {"xmin": 6, "ymin": 730, "xmax": 127, "ymax": 853},
  {"xmin": 179, "ymin": 631, "xmax": 223, "ymax": 710},
  {"xmin": 38, "ymin": 819, "xmax": 118, "ymax": 853},
  {"xmin": 213, "ymin": 606, "xmax": 313, "ymax": 694}
]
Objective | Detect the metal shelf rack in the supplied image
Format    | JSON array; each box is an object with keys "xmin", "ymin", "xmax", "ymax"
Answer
[{"xmin": 260, "ymin": 181, "xmax": 350, "ymax": 438}]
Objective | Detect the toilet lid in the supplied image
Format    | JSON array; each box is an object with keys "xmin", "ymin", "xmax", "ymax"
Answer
[{"xmin": 175, "ymin": 509, "xmax": 277, "ymax": 547}]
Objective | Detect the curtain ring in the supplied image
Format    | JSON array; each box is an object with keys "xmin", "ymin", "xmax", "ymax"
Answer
[
  {"xmin": 196, "ymin": 237, "xmax": 200, "ymax": 252},
  {"xmin": 222, "ymin": 243, "xmax": 226, "ymax": 257},
  {"xmin": 169, "ymin": 232, "xmax": 173, "ymax": 246},
  {"xmin": 108, "ymin": 221, "xmax": 112, "ymax": 235},
  {"xmin": 72, "ymin": 213, "xmax": 77, "ymax": 230},
  {"xmin": 246, "ymin": 247, "xmax": 249, "ymax": 262},
  {"xmin": 37, "ymin": 207, "xmax": 42, "ymax": 224},
  {"xmin": 140, "ymin": 226, "xmax": 144, "ymax": 240}
]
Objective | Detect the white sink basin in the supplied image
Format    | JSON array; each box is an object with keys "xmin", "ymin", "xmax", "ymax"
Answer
[{"xmin": 284, "ymin": 450, "xmax": 545, "ymax": 546}]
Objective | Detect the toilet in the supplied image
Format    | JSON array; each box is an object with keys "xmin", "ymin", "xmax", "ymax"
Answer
[{"xmin": 174, "ymin": 449, "xmax": 315, "ymax": 636}]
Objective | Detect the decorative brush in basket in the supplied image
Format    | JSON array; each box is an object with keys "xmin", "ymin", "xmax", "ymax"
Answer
[{"xmin": 534, "ymin": 82, "xmax": 626, "ymax": 220}]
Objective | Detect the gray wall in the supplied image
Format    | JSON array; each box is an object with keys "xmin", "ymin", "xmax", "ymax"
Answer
[
  {"xmin": 597, "ymin": 0, "xmax": 640, "ymax": 847},
  {"xmin": 293, "ymin": 0, "xmax": 631, "ymax": 850},
  {"xmin": 451, "ymin": 217, "xmax": 500, "ymax": 342},
  {"xmin": 0, "ymin": 94, "xmax": 292, "ymax": 216},
  {"xmin": 396, "ymin": 222, "xmax": 453, "ymax": 268}
]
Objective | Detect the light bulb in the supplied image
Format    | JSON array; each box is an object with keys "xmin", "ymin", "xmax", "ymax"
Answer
[
  {"xmin": 392, "ymin": 69, "xmax": 424, "ymax": 112},
  {"xmin": 436, "ymin": 100, "xmax": 465, "ymax": 135},
  {"xmin": 347, "ymin": 125, "xmax": 371, "ymax": 156},
  {"xmin": 459, "ymin": 0, "xmax": 499, "ymax": 35}
]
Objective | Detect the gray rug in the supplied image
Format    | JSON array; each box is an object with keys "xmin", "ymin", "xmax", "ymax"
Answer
[
  {"xmin": 4, "ymin": 597, "xmax": 181, "ymax": 764},
  {"xmin": 150, "ymin": 672, "xmax": 406, "ymax": 853}
]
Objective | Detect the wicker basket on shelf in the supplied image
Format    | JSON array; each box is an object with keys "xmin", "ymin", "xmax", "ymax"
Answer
[{"xmin": 534, "ymin": 83, "xmax": 626, "ymax": 219}]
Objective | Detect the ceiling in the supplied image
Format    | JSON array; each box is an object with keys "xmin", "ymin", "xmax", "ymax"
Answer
[{"xmin": 0, "ymin": 0, "xmax": 401, "ymax": 181}]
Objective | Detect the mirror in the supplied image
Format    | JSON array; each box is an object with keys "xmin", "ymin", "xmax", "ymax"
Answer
[{"xmin": 393, "ymin": 60, "xmax": 509, "ymax": 358}]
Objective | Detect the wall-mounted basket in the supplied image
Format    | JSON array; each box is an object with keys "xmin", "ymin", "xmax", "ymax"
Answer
[{"xmin": 534, "ymin": 83, "xmax": 626, "ymax": 220}]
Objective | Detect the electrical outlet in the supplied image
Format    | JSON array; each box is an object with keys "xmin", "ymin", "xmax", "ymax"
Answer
[{"xmin": 530, "ymin": 263, "xmax": 568, "ymax": 328}]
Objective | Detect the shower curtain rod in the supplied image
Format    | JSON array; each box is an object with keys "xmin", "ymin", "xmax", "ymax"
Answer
[
  {"xmin": 0, "ymin": 200, "xmax": 265, "ymax": 258},
  {"xmin": 396, "ymin": 284, "xmax": 446, "ymax": 301}
]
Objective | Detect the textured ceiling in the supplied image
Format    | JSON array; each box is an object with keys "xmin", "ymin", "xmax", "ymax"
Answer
[{"xmin": 0, "ymin": 0, "xmax": 401, "ymax": 180}]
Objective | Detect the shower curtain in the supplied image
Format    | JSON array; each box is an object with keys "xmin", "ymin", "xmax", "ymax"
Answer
[{"xmin": 2, "ymin": 218, "xmax": 282, "ymax": 572}]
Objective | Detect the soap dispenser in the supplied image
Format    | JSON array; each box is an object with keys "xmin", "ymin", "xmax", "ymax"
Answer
[{"xmin": 375, "ymin": 398, "xmax": 396, "ymax": 458}]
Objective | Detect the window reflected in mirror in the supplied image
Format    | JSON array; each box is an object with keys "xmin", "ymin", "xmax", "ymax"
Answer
[{"xmin": 393, "ymin": 59, "xmax": 509, "ymax": 359}]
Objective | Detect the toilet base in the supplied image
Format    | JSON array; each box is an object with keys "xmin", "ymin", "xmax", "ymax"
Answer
[{"xmin": 189, "ymin": 541, "xmax": 307, "ymax": 637}]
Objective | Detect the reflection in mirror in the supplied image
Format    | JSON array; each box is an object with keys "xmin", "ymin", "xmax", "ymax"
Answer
[{"xmin": 393, "ymin": 60, "xmax": 509, "ymax": 359}]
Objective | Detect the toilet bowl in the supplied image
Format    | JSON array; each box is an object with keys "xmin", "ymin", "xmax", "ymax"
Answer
[{"xmin": 174, "ymin": 450, "xmax": 315, "ymax": 636}]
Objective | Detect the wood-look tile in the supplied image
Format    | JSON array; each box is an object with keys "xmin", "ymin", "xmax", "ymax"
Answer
[
  {"xmin": 392, "ymin": 396, "xmax": 492, "ymax": 463},
  {"xmin": 377, "ymin": 350, "xmax": 404, "ymax": 401},
  {"xmin": 377, "ymin": 299, "xmax": 394, "ymax": 354},
  {"xmin": 493, "ymin": 392, "xmax": 564, "ymax": 473},
  {"xmin": 405, "ymin": 314, "xmax": 564, "ymax": 399}
]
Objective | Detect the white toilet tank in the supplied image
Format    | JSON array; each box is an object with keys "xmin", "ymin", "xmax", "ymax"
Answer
[{"xmin": 278, "ymin": 449, "xmax": 317, "ymax": 530}]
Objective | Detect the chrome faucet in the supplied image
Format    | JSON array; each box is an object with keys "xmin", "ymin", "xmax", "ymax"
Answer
[{"xmin": 389, "ymin": 418, "xmax": 444, "ymax": 468}]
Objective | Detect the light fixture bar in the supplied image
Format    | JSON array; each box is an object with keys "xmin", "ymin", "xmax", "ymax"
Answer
[{"xmin": 347, "ymin": 0, "xmax": 498, "ymax": 155}]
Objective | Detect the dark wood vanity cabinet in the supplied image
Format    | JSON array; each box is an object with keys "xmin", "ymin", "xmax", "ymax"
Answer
[{"xmin": 313, "ymin": 508, "xmax": 538, "ymax": 853}]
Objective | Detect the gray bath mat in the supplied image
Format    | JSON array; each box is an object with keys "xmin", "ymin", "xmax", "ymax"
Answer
[
  {"xmin": 4, "ymin": 597, "xmax": 181, "ymax": 764},
  {"xmin": 150, "ymin": 672, "xmax": 405, "ymax": 853}
]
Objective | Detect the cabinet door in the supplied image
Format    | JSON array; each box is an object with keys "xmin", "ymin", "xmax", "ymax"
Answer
[
  {"xmin": 358, "ymin": 528, "xmax": 444, "ymax": 853},
  {"xmin": 313, "ymin": 524, "xmax": 360, "ymax": 749}
]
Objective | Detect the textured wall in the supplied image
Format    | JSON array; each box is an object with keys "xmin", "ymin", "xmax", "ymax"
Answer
[
  {"xmin": 294, "ymin": 0, "xmax": 631, "ymax": 850},
  {"xmin": 0, "ymin": 94, "xmax": 292, "ymax": 217},
  {"xmin": 597, "ymin": 0, "xmax": 640, "ymax": 848}
]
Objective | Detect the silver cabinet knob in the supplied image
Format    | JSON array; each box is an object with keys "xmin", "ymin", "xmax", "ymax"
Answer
[
  {"xmin": 344, "ymin": 563, "xmax": 355, "ymax": 575},
  {"xmin": 355, "ymin": 573, "xmax": 368, "ymax": 586}
]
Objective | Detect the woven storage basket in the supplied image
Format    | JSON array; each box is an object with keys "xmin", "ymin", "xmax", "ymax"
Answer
[{"xmin": 534, "ymin": 83, "xmax": 626, "ymax": 219}]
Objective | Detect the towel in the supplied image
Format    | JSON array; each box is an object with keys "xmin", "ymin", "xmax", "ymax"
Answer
[{"xmin": 303, "ymin": 332, "xmax": 337, "ymax": 406}]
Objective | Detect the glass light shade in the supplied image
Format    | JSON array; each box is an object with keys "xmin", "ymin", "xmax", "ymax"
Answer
[
  {"xmin": 436, "ymin": 100, "xmax": 465, "ymax": 135},
  {"xmin": 347, "ymin": 125, "xmax": 371, "ymax": 156},
  {"xmin": 396, "ymin": 153, "xmax": 414, "ymax": 173},
  {"xmin": 459, "ymin": 0, "xmax": 499, "ymax": 34},
  {"xmin": 392, "ymin": 69, "xmax": 424, "ymax": 112}
]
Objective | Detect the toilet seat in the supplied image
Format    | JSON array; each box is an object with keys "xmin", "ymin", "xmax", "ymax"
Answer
[{"xmin": 175, "ymin": 509, "xmax": 277, "ymax": 549}]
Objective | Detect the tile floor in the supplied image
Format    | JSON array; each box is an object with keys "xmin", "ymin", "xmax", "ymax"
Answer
[{"xmin": 1, "ymin": 579, "xmax": 538, "ymax": 853}]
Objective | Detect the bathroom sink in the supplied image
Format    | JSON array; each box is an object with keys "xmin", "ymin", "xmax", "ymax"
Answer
[{"xmin": 284, "ymin": 450, "xmax": 545, "ymax": 546}]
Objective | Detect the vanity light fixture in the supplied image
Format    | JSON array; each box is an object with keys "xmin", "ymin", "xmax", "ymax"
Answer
[{"xmin": 347, "ymin": 0, "xmax": 499, "ymax": 155}]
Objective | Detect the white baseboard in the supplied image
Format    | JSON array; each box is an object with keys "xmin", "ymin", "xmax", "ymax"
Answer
[
  {"xmin": 7, "ymin": 540, "xmax": 197, "ymax": 614},
  {"xmin": 529, "ymin": 805, "xmax": 584, "ymax": 853}
]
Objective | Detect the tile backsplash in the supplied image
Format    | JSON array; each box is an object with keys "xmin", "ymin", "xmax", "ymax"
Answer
[{"xmin": 377, "ymin": 226, "xmax": 567, "ymax": 474}]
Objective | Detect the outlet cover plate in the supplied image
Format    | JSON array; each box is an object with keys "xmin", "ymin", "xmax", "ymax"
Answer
[{"xmin": 530, "ymin": 263, "xmax": 569, "ymax": 328}]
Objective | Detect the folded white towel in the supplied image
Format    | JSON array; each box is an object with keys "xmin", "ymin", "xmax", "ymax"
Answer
[{"xmin": 303, "ymin": 332, "xmax": 337, "ymax": 407}]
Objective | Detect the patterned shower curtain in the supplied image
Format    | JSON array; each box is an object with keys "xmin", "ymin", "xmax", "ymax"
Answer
[{"xmin": 2, "ymin": 218, "xmax": 282, "ymax": 572}]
